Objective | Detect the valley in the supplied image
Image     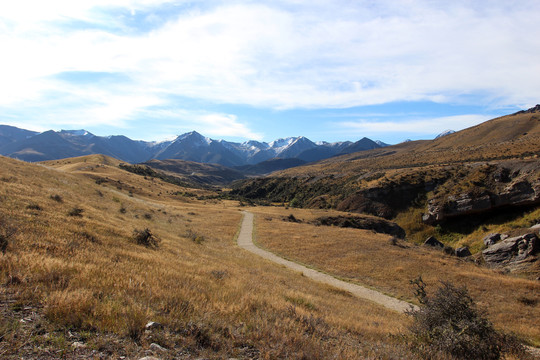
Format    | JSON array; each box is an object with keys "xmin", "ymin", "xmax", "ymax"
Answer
[{"xmin": 0, "ymin": 106, "xmax": 539, "ymax": 359}]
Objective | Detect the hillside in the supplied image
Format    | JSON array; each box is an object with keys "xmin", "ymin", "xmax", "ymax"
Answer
[
  {"xmin": 1, "ymin": 153, "xmax": 539, "ymax": 358},
  {"xmin": 0, "ymin": 154, "xmax": 415, "ymax": 359},
  {"xmin": 230, "ymin": 107, "xmax": 540, "ymax": 270},
  {"xmin": 142, "ymin": 158, "xmax": 245, "ymax": 185},
  {"xmin": 275, "ymin": 106, "xmax": 540, "ymax": 176}
]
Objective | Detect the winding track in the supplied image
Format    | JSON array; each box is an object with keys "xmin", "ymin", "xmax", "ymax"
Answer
[{"xmin": 237, "ymin": 211, "xmax": 416, "ymax": 313}]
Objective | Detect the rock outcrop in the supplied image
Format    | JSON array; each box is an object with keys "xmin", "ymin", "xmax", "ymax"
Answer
[
  {"xmin": 424, "ymin": 236, "xmax": 444, "ymax": 248},
  {"xmin": 455, "ymin": 247, "xmax": 471, "ymax": 257},
  {"xmin": 482, "ymin": 233, "xmax": 539, "ymax": 268},
  {"xmin": 483, "ymin": 233, "xmax": 501, "ymax": 247},
  {"xmin": 423, "ymin": 161, "xmax": 540, "ymax": 224}
]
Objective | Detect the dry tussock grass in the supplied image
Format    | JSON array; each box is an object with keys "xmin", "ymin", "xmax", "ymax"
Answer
[
  {"xmin": 250, "ymin": 206, "xmax": 540, "ymax": 346},
  {"xmin": 0, "ymin": 155, "xmax": 414, "ymax": 358}
]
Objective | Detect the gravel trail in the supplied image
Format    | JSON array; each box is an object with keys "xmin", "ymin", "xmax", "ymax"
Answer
[{"xmin": 237, "ymin": 211, "xmax": 416, "ymax": 313}]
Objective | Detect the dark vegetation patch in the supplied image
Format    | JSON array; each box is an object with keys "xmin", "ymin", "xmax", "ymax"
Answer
[
  {"xmin": 119, "ymin": 163, "xmax": 203, "ymax": 189},
  {"xmin": 67, "ymin": 207, "xmax": 84, "ymax": 217},
  {"xmin": 49, "ymin": 194, "xmax": 63, "ymax": 202},
  {"xmin": 406, "ymin": 278, "xmax": 527, "ymax": 360},
  {"xmin": 132, "ymin": 228, "xmax": 160, "ymax": 248},
  {"xmin": 312, "ymin": 215, "xmax": 406, "ymax": 238},
  {"xmin": 26, "ymin": 203, "xmax": 43, "ymax": 211}
]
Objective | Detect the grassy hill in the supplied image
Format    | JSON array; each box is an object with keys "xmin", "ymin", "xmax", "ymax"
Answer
[
  {"xmin": 230, "ymin": 108, "xmax": 540, "ymax": 271},
  {"xmin": 1, "ymin": 154, "xmax": 420, "ymax": 359},
  {"xmin": 1, "ymin": 107, "xmax": 540, "ymax": 358}
]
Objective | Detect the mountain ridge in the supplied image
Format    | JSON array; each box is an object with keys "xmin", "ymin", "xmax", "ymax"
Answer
[{"xmin": 0, "ymin": 126, "xmax": 386, "ymax": 166}]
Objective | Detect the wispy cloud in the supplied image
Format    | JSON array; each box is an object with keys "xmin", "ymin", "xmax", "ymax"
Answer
[
  {"xmin": 337, "ymin": 114, "xmax": 492, "ymax": 137},
  {"xmin": 0, "ymin": 0, "xmax": 539, "ymax": 139}
]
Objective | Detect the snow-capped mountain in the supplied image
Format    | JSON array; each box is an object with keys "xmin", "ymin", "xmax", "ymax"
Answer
[
  {"xmin": 0, "ymin": 126, "xmax": 384, "ymax": 167},
  {"xmin": 435, "ymin": 129, "xmax": 456, "ymax": 139}
]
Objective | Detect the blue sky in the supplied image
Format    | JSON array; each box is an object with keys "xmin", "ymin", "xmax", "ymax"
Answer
[{"xmin": 1, "ymin": 1, "xmax": 539, "ymax": 144}]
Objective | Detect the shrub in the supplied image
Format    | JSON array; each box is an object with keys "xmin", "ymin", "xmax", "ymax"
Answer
[
  {"xmin": 133, "ymin": 228, "xmax": 160, "ymax": 248},
  {"xmin": 50, "ymin": 194, "xmax": 63, "ymax": 202},
  {"xmin": 406, "ymin": 277, "xmax": 523, "ymax": 360},
  {"xmin": 0, "ymin": 220, "xmax": 16, "ymax": 254},
  {"xmin": 68, "ymin": 207, "xmax": 84, "ymax": 217},
  {"xmin": 26, "ymin": 203, "xmax": 43, "ymax": 211},
  {"xmin": 185, "ymin": 228, "xmax": 205, "ymax": 244}
]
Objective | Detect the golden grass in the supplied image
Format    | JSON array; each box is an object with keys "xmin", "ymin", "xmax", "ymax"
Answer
[
  {"xmin": 0, "ymin": 155, "xmax": 414, "ymax": 358},
  {"xmin": 250, "ymin": 206, "xmax": 540, "ymax": 346}
]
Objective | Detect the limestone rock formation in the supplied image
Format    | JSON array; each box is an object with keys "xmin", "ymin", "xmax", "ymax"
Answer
[{"xmin": 482, "ymin": 233, "xmax": 538, "ymax": 268}]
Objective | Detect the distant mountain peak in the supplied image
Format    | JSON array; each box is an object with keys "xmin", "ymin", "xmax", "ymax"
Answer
[
  {"xmin": 176, "ymin": 131, "xmax": 211, "ymax": 145},
  {"xmin": 435, "ymin": 129, "xmax": 456, "ymax": 139},
  {"xmin": 59, "ymin": 129, "xmax": 94, "ymax": 137},
  {"xmin": 0, "ymin": 124, "xmax": 384, "ymax": 166}
]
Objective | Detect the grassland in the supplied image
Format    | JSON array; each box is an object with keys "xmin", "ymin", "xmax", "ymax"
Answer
[
  {"xmin": 249, "ymin": 206, "xmax": 540, "ymax": 347},
  {"xmin": 1, "ymin": 152, "xmax": 538, "ymax": 358},
  {"xmin": 1, "ymin": 155, "xmax": 419, "ymax": 359}
]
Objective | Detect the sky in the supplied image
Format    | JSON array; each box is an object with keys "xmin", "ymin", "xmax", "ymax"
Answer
[{"xmin": 1, "ymin": 0, "xmax": 539, "ymax": 144}]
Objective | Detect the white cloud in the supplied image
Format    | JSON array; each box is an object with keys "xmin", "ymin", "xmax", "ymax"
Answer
[
  {"xmin": 337, "ymin": 114, "xmax": 492, "ymax": 136},
  {"xmin": 0, "ymin": 0, "xmax": 539, "ymax": 134},
  {"xmin": 146, "ymin": 109, "xmax": 263, "ymax": 140}
]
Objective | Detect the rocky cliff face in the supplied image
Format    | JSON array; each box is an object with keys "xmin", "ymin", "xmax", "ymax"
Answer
[
  {"xmin": 482, "ymin": 232, "xmax": 539, "ymax": 271},
  {"xmin": 422, "ymin": 160, "xmax": 540, "ymax": 224}
]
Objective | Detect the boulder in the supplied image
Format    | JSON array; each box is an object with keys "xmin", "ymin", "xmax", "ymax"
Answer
[
  {"xmin": 482, "ymin": 233, "xmax": 539, "ymax": 267},
  {"xmin": 424, "ymin": 236, "xmax": 444, "ymax": 248},
  {"xmin": 483, "ymin": 233, "xmax": 501, "ymax": 247},
  {"xmin": 145, "ymin": 321, "xmax": 163, "ymax": 330},
  {"xmin": 149, "ymin": 343, "xmax": 167, "ymax": 353},
  {"xmin": 530, "ymin": 224, "xmax": 540, "ymax": 231},
  {"xmin": 455, "ymin": 247, "xmax": 472, "ymax": 257}
]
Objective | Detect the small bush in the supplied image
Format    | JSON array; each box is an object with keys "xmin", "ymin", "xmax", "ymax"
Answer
[
  {"xmin": 50, "ymin": 194, "xmax": 63, "ymax": 202},
  {"xmin": 0, "ymin": 220, "xmax": 16, "ymax": 254},
  {"xmin": 125, "ymin": 308, "xmax": 147, "ymax": 343},
  {"xmin": 185, "ymin": 229, "xmax": 205, "ymax": 244},
  {"xmin": 26, "ymin": 203, "xmax": 42, "ymax": 211},
  {"xmin": 406, "ymin": 277, "xmax": 523, "ymax": 360},
  {"xmin": 133, "ymin": 228, "xmax": 160, "ymax": 248},
  {"xmin": 68, "ymin": 207, "xmax": 84, "ymax": 217}
]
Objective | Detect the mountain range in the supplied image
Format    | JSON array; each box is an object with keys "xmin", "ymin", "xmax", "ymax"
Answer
[{"xmin": 0, "ymin": 125, "xmax": 384, "ymax": 167}]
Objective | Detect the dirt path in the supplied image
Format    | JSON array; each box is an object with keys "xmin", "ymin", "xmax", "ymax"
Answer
[{"xmin": 237, "ymin": 211, "xmax": 416, "ymax": 313}]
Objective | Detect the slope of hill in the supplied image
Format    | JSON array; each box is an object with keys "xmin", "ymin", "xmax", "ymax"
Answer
[
  {"xmin": 230, "ymin": 106, "xmax": 540, "ymax": 265},
  {"xmin": 2, "ymin": 154, "xmax": 419, "ymax": 358},
  {"xmin": 0, "ymin": 125, "xmax": 39, "ymax": 152},
  {"xmin": 1, "ymin": 153, "xmax": 538, "ymax": 357},
  {"xmin": 142, "ymin": 158, "xmax": 245, "ymax": 185},
  {"xmin": 233, "ymin": 158, "xmax": 308, "ymax": 176}
]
